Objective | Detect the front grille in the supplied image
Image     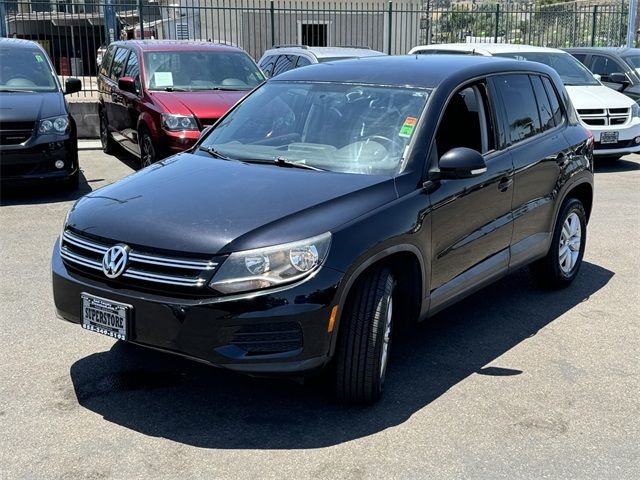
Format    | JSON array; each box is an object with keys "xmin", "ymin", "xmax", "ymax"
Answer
[
  {"xmin": 0, "ymin": 121, "xmax": 35, "ymax": 145},
  {"xmin": 60, "ymin": 229, "xmax": 220, "ymax": 289},
  {"xmin": 229, "ymin": 322, "xmax": 303, "ymax": 355},
  {"xmin": 578, "ymin": 108, "xmax": 630, "ymax": 127}
]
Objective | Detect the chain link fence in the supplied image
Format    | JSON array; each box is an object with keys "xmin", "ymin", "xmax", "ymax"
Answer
[{"xmin": 0, "ymin": 0, "xmax": 632, "ymax": 96}]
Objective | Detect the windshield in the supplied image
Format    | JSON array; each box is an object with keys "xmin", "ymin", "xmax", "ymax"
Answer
[
  {"xmin": 200, "ymin": 82, "xmax": 430, "ymax": 175},
  {"xmin": 0, "ymin": 46, "xmax": 58, "ymax": 92},
  {"xmin": 144, "ymin": 50, "xmax": 264, "ymax": 91},
  {"xmin": 494, "ymin": 52, "xmax": 600, "ymax": 86}
]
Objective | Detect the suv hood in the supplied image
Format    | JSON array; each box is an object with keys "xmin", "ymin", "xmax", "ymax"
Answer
[
  {"xmin": 565, "ymin": 85, "xmax": 635, "ymax": 110},
  {"xmin": 68, "ymin": 153, "xmax": 397, "ymax": 255},
  {"xmin": 0, "ymin": 92, "xmax": 64, "ymax": 123},
  {"xmin": 150, "ymin": 90, "xmax": 248, "ymax": 124}
]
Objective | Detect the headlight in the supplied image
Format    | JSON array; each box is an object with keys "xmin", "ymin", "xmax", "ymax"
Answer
[
  {"xmin": 210, "ymin": 232, "xmax": 331, "ymax": 294},
  {"xmin": 161, "ymin": 114, "xmax": 198, "ymax": 131},
  {"xmin": 632, "ymin": 103, "xmax": 640, "ymax": 118},
  {"xmin": 38, "ymin": 115, "xmax": 69, "ymax": 135}
]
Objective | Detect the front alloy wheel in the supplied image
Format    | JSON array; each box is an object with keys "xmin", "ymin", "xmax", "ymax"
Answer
[{"xmin": 140, "ymin": 130, "xmax": 156, "ymax": 168}]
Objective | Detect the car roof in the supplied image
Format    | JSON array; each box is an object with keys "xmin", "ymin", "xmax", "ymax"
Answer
[
  {"xmin": 0, "ymin": 37, "xmax": 44, "ymax": 51},
  {"xmin": 108, "ymin": 40, "xmax": 245, "ymax": 53},
  {"xmin": 271, "ymin": 54, "xmax": 555, "ymax": 88},
  {"xmin": 564, "ymin": 47, "xmax": 639, "ymax": 57},
  {"xmin": 410, "ymin": 43, "xmax": 567, "ymax": 55},
  {"xmin": 263, "ymin": 46, "xmax": 386, "ymax": 59}
]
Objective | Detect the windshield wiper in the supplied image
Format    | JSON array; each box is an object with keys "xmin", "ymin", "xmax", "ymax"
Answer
[
  {"xmin": 199, "ymin": 146, "xmax": 235, "ymax": 161},
  {"xmin": 162, "ymin": 86, "xmax": 189, "ymax": 92},
  {"xmin": 272, "ymin": 156, "xmax": 325, "ymax": 171},
  {"xmin": 0, "ymin": 88, "xmax": 36, "ymax": 93}
]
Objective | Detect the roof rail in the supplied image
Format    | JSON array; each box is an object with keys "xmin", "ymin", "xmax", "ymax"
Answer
[
  {"xmin": 273, "ymin": 44, "xmax": 308, "ymax": 49},
  {"xmin": 335, "ymin": 45, "xmax": 371, "ymax": 49}
]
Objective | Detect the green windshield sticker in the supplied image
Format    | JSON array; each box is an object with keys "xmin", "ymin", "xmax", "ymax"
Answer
[
  {"xmin": 399, "ymin": 117, "xmax": 417, "ymax": 138},
  {"xmin": 35, "ymin": 54, "xmax": 44, "ymax": 63}
]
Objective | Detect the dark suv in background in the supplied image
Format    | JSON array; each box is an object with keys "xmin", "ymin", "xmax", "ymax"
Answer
[
  {"xmin": 565, "ymin": 47, "xmax": 640, "ymax": 103},
  {"xmin": 0, "ymin": 38, "xmax": 82, "ymax": 188},
  {"xmin": 53, "ymin": 56, "xmax": 593, "ymax": 403},
  {"xmin": 98, "ymin": 41, "xmax": 264, "ymax": 167}
]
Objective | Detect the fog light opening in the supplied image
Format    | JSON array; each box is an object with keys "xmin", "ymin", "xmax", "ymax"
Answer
[
  {"xmin": 54, "ymin": 160, "xmax": 65, "ymax": 169},
  {"xmin": 634, "ymin": 136, "xmax": 640, "ymax": 144}
]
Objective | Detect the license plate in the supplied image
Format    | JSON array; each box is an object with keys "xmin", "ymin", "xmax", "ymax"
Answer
[
  {"xmin": 81, "ymin": 293, "xmax": 131, "ymax": 340},
  {"xmin": 600, "ymin": 131, "xmax": 619, "ymax": 144}
]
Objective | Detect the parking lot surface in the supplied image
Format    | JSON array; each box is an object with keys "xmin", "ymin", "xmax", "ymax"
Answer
[{"xmin": 1, "ymin": 146, "xmax": 638, "ymax": 479}]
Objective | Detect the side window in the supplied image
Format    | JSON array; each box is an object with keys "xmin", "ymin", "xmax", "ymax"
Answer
[
  {"xmin": 541, "ymin": 76, "xmax": 563, "ymax": 126},
  {"xmin": 258, "ymin": 55, "xmax": 276, "ymax": 78},
  {"xmin": 123, "ymin": 51, "xmax": 141, "ymax": 92},
  {"xmin": 530, "ymin": 75, "xmax": 555, "ymax": 131},
  {"xmin": 435, "ymin": 83, "xmax": 495, "ymax": 157},
  {"xmin": 571, "ymin": 53, "xmax": 587, "ymax": 65},
  {"xmin": 296, "ymin": 56, "xmax": 312, "ymax": 68},
  {"xmin": 100, "ymin": 45, "xmax": 115, "ymax": 77},
  {"xmin": 272, "ymin": 55, "xmax": 296, "ymax": 76},
  {"xmin": 493, "ymin": 74, "xmax": 541, "ymax": 145},
  {"xmin": 591, "ymin": 55, "xmax": 624, "ymax": 80},
  {"xmin": 109, "ymin": 48, "xmax": 129, "ymax": 81}
]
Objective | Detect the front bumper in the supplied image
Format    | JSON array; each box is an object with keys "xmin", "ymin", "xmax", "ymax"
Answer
[
  {"xmin": 0, "ymin": 134, "xmax": 78, "ymax": 183},
  {"xmin": 584, "ymin": 117, "xmax": 640, "ymax": 156},
  {"xmin": 52, "ymin": 240, "xmax": 342, "ymax": 375},
  {"xmin": 158, "ymin": 129, "xmax": 200, "ymax": 157}
]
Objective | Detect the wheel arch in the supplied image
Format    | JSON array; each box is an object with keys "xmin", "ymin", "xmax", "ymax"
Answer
[
  {"xmin": 328, "ymin": 245, "xmax": 427, "ymax": 357},
  {"xmin": 565, "ymin": 181, "xmax": 593, "ymax": 222}
]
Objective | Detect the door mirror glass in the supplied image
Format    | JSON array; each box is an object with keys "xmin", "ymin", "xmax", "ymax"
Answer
[
  {"xmin": 64, "ymin": 78, "xmax": 82, "ymax": 95},
  {"xmin": 439, "ymin": 147, "xmax": 486, "ymax": 179},
  {"xmin": 118, "ymin": 76, "xmax": 136, "ymax": 94}
]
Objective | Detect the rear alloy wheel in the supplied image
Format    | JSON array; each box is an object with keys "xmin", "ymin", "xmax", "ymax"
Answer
[
  {"xmin": 139, "ymin": 129, "xmax": 156, "ymax": 168},
  {"xmin": 335, "ymin": 267, "xmax": 395, "ymax": 404},
  {"xmin": 99, "ymin": 111, "xmax": 116, "ymax": 154},
  {"xmin": 530, "ymin": 198, "xmax": 587, "ymax": 288}
]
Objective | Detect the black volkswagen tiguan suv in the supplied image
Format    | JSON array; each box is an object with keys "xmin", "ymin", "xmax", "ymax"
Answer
[
  {"xmin": 0, "ymin": 38, "xmax": 82, "ymax": 187},
  {"xmin": 52, "ymin": 55, "xmax": 594, "ymax": 403}
]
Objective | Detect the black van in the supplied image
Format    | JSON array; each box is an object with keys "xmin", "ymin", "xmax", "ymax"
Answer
[{"xmin": 0, "ymin": 38, "xmax": 82, "ymax": 188}]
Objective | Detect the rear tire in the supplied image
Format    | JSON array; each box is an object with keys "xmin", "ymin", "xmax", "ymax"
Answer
[
  {"xmin": 335, "ymin": 267, "xmax": 395, "ymax": 404},
  {"xmin": 100, "ymin": 110, "xmax": 116, "ymax": 155},
  {"xmin": 530, "ymin": 198, "xmax": 587, "ymax": 289}
]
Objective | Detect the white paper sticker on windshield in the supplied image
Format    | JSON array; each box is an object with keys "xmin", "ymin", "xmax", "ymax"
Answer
[{"xmin": 154, "ymin": 72, "xmax": 173, "ymax": 87}]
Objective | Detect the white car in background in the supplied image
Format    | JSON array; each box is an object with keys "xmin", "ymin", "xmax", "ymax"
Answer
[{"xmin": 409, "ymin": 43, "xmax": 640, "ymax": 160}]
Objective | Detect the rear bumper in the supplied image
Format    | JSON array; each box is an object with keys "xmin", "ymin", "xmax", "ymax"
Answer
[
  {"xmin": 51, "ymin": 239, "xmax": 342, "ymax": 375},
  {"xmin": 0, "ymin": 135, "xmax": 78, "ymax": 183}
]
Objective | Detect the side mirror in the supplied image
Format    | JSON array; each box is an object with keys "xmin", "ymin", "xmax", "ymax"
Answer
[
  {"xmin": 438, "ymin": 147, "xmax": 487, "ymax": 179},
  {"xmin": 118, "ymin": 76, "xmax": 137, "ymax": 94},
  {"xmin": 609, "ymin": 72, "xmax": 630, "ymax": 86},
  {"xmin": 593, "ymin": 73, "xmax": 602, "ymax": 82},
  {"xmin": 64, "ymin": 78, "xmax": 82, "ymax": 95}
]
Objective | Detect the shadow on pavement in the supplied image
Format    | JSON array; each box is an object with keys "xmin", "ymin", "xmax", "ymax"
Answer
[
  {"xmin": 69, "ymin": 262, "xmax": 613, "ymax": 449},
  {"xmin": 594, "ymin": 157, "xmax": 639, "ymax": 173},
  {"xmin": 0, "ymin": 171, "xmax": 92, "ymax": 206}
]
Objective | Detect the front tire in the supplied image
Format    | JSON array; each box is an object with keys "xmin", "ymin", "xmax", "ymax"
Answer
[
  {"xmin": 530, "ymin": 198, "xmax": 587, "ymax": 288},
  {"xmin": 139, "ymin": 128, "xmax": 156, "ymax": 168},
  {"xmin": 99, "ymin": 110, "xmax": 116, "ymax": 155},
  {"xmin": 335, "ymin": 267, "xmax": 395, "ymax": 404}
]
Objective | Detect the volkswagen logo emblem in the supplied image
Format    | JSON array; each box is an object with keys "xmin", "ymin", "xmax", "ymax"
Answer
[{"xmin": 102, "ymin": 245, "xmax": 130, "ymax": 279}]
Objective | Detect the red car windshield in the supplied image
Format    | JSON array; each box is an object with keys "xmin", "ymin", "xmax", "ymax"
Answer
[{"xmin": 144, "ymin": 50, "xmax": 264, "ymax": 91}]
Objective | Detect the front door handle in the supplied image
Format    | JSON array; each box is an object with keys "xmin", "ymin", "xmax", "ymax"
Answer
[{"xmin": 498, "ymin": 177, "xmax": 513, "ymax": 192}]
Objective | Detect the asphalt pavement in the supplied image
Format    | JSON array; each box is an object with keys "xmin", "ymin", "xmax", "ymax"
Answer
[{"xmin": 1, "ymin": 144, "xmax": 638, "ymax": 479}]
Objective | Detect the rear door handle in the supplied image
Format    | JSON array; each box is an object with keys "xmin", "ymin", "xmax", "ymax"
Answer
[{"xmin": 498, "ymin": 177, "xmax": 513, "ymax": 192}]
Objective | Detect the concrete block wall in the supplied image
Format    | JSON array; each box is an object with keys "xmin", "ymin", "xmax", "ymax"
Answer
[{"xmin": 68, "ymin": 101, "xmax": 100, "ymax": 139}]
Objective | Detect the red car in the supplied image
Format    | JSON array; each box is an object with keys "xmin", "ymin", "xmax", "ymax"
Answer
[{"xmin": 98, "ymin": 41, "xmax": 264, "ymax": 166}]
